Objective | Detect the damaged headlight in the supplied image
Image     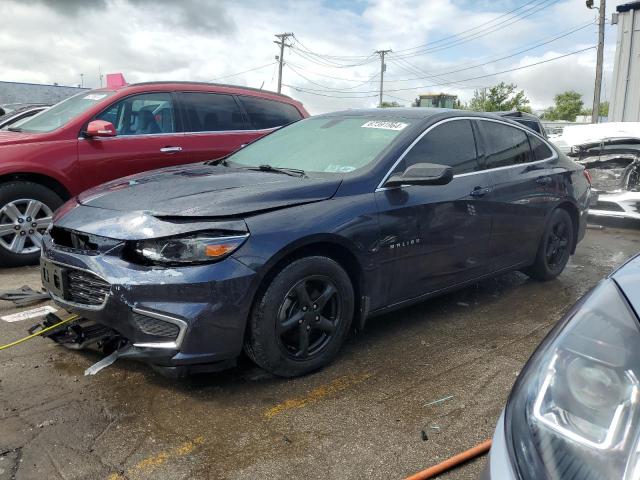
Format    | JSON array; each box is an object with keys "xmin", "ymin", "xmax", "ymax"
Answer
[
  {"xmin": 506, "ymin": 279, "xmax": 640, "ymax": 479},
  {"xmin": 131, "ymin": 232, "xmax": 249, "ymax": 265}
]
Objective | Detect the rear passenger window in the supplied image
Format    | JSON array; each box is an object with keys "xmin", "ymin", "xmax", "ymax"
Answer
[
  {"xmin": 479, "ymin": 121, "xmax": 531, "ymax": 169},
  {"xmin": 180, "ymin": 92, "xmax": 246, "ymax": 132},
  {"xmin": 237, "ymin": 96, "xmax": 302, "ymax": 130},
  {"xmin": 528, "ymin": 134, "xmax": 553, "ymax": 160},
  {"xmin": 402, "ymin": 119, "xmax": 478, "ymax": 175}
]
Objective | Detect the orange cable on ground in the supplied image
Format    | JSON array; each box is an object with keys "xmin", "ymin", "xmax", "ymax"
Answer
[{"xmin": 404, "ymin": 439, "xmax": 492, "ymax": 480}]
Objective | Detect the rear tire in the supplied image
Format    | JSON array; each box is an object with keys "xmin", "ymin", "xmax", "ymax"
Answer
[
  {"xmin": 245, "ymin": 256, "xmax": 354, "ymax": 377},
  {"xmin": 0, "ymin": 182, "xmax": 63, "ymax": 267},
  {"xmin": 525, "ymin": 208, "xmax": 574, "ymax": 281}
]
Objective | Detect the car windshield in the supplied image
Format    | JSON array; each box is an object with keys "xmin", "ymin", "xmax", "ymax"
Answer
[
  {"xmin": 228, "ymin": 116, "xmax": 412, "ymax": 174},
  {"xmin": 15, "ymin": 90, "xmax": 115, "ymax": 133}
]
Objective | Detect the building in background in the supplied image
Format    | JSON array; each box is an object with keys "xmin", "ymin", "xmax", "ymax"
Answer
[
  {"xmin": 415, "ymin": 93, "xmax": 458, "ymax": 109},
  {"xmin": 0, "ymin": 81, "xmax": 88, "ymax": 106},
  {"xmin": 609, "ymin": 1, "xmax": 640, "ymax": 121}
]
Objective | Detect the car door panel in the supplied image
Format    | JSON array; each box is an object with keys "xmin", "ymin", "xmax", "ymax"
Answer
[
  {"xmin": 374, "ymin": 119, "xmax": 493, "ymax": 305},
  {"xmin": 78, "ymin": 92, "xmax": 189, "ymax": 190},
  {"xmin": 476, "ymin": 120, "xmax": 557, "ymax": 271},
  {"xmin": 176, "ymin": 92, "xmax": 261, "ymax": 163}
]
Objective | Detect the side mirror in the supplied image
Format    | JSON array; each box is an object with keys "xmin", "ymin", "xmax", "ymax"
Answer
[
  {"xmin": 84, "ymin": 120, "xmax": 116, "ymax": 138},
  {"xmin": 384, "ymin": 162, "xmax": 453, "ymax": 188}
]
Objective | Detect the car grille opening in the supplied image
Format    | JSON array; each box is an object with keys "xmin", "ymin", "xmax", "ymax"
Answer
[
  {"xmin": 66, "ymin": 269, "xmax": 111, "ymax": 306},
  {"xmin": 131, "ymin": 312, "xmax": 180, "ymax": 340},
  {"xmin": 50, "ymin": 227, "xmax": 119, "ymax": 252}
]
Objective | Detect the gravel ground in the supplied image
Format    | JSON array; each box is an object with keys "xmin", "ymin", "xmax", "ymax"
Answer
[{"xmin": 0, "ymin": 226, "xmax": 639, "ymax": 480}]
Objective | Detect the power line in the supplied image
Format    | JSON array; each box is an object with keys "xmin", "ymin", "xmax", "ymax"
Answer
[
  {"xmin": 282, "ymin": 84, "xmax": 378, "ymax": 99},
  {"xmin": 286, "ymin": 46, "xmax": 596, "ymax": 95},
  {"xmin": 384, "ymin": 20, "xmax": 595, "ymax": 83},
  {"xmin": 392, "ymin": 0, "xmax": 543, "ymax": 54},
  {"xmin": 285, "ymin": 20, "xmax": 594, "ymax": 95},
  {"xmin": 287, "ymin": 63, "xmax": 379, "ymax": 90},
  {"xmin": 393, "ymin": 0, "xmax": 559, "ymax": 59},
  {"xmin": 209, "ymin": 62, "xmax": 277, "ymax": 82}
]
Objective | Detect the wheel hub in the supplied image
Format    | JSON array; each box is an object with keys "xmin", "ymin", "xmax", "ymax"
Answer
[{"xmin": 0, "ymin": 199, "xmax": 53, "ymax": 255}]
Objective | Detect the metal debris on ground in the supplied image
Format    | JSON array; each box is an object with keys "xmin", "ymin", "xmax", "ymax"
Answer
[
  {"xmin": 1, "ymin": 305, "xmax": 56, "ymax": 323},
  {"xmin": 84, "ymin": 346, "xmax": 131, "ymax": 376},
  {"xmin": 0, "ymin": 285, "xmax": 50, "ymax": 306},
  {"xmin": 425, "ymin": 395, "xmax": 454, "ymax": 407}
]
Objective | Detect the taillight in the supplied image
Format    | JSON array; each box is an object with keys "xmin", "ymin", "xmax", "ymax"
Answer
[{"xmin": 583, "ymin": 169, "xmax": 592, "ymax": 185}]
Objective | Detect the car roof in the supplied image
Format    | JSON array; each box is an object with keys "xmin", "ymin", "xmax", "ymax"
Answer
[
  {"xmin": 492, "ymin": 111, "xmax": 541, "ymax": 120},
  {"xmin": 91, "ymin": 81, "xmax": 303, "ymax": 107},
  {"xmin": 314, "ymin": 107, "xmax": 531, "ymax": 123}
]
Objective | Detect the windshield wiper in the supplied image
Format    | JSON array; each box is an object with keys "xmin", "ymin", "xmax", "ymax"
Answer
[
  {"xmin": 7, "ymin": 127, "xmax": 22, "ymax": 132},
  {"xmin": 251, "ymin": 164, "xmax": 306, "ymax": 177}
]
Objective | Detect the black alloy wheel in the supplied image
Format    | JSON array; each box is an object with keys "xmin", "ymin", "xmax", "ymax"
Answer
[
  {"xmin": 245, "ymin": 256, "xmax": 354, "ymax": 377},
  {"xmin": 526, "ymin": 208, "xmax": 574, "ymax": 281},
  {"xmin": 277, "ymin": 275, "xmax": 341, "ymax": 360},
  {"xmin": 545, "ymin": 220, "xmax": 570, "ymax": 269}
]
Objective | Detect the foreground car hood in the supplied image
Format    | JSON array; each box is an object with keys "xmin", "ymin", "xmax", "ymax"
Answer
[{"xmin": 77, "ymin": 163, "xmax": 342, "ymax": 217}]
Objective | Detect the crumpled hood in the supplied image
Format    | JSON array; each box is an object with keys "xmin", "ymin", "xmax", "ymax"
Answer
[{"xmin": 77, "ymin": 163, "xmax": 342, "ymax": 217}]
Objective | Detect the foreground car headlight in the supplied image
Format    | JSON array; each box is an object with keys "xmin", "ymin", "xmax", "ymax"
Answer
[
  {"xmin": 132, "ymin": 232, "xmax": 249, "ymax": 265},
  {"xmin": 506, "ymin": 279, "xmax": 640, "ymax": 479}
]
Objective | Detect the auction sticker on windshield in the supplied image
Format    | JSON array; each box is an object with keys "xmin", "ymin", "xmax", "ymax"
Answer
[{"xmin": 361, "ymin": 121, "xmax": 408, "ymax": 131}]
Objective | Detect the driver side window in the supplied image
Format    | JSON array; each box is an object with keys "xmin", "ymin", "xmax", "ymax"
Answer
[
  {"xmin": 95, "ymin": 92, "xmax": 175, "ymax": 136},
  {"xmin": 401, "ymin": 119, "xmax": 479, "ymax": 175}
]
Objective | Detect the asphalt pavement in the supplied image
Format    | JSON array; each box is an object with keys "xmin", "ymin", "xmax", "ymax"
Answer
[{"xmin": 1, "ymin": 227, "xmax": 639, "ymax": 480}]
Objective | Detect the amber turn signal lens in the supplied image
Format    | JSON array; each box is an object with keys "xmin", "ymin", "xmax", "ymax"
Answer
[{"xmin": 205, "ymin": 244, "xmax": 236, "ymax": 257}]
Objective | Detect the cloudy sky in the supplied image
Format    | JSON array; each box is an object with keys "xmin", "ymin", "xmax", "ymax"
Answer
[{"xmin": 0, "ymin": 0, "xmax": 618, "ymax": 114}]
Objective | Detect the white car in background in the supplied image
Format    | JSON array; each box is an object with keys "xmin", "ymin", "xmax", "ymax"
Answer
[{"xmin": 551, "ymin": 123, "xmax": 640, "ymax": 221}]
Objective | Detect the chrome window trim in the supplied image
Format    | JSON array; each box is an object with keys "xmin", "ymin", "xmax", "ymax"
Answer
[
  {"xmin": 132, "ymin": 307, "xmax": 188, "ymax": 350},
  {"xmin": 375, "ymin": 116, "xmax": 558, "ymax": 191},
  {"xmin": 77, "ymin": 127, "xmax": 277, "ymax": 140}
]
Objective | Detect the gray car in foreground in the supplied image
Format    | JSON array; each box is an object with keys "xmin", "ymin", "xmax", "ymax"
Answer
[{"xmin": 483, "ymin": 253, "xmax": 640, "ymax": 479}]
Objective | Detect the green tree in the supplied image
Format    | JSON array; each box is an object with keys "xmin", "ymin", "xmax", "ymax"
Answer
[
  {"xmin": 580, "ymin": 101, "xmax": 609, "ymax": 118},
  {"xmin": 379, "ymin": 101, "xmax": 402, "ymax": 108},
  {"xmin": 468, "ymin": 82, "xmax": 531, "ymax": 112},
  {"xmin": 545, "ymin": 91, "xmax": 583, "ymax": 121}
]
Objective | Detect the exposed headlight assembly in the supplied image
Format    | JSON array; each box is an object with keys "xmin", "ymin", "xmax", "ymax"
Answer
[
  {"xmin": 132, "ymin": 232, "xmax": 249, "ymax": 265},
  {"xmin": 506, "ymin": 279, "xmax": 640, "ymax": 479}
]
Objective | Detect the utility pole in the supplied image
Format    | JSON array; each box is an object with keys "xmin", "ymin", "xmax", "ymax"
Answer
[
  {"xmin": 274, "ymin": 33, "xmax": 294, "ymax": 94},
  {"xmin": 588, "ymin": 0, "xmax": 606, "ymax": 123},
  {"xmin": 376, "ymin": 49, "xmax": 391, "ymax": 107}
]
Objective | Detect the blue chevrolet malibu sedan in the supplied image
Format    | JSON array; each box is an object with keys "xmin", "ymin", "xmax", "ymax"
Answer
[{"xmin": 40, "ymin": 108, "xmax": 592, "ymax": 377}]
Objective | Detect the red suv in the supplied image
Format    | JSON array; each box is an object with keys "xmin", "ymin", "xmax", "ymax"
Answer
[{"xmin": 0, "ymin": 82, "xmax": 308, "ymax": 266}]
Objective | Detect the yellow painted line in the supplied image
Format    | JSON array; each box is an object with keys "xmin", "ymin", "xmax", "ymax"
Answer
[
  {"xmin": 264, "ymin": 372, "xmax": 371, "ymax": 419},
  {"xmin": 107, "ymin": 436, "xmax": 205, "ymax": 479}
]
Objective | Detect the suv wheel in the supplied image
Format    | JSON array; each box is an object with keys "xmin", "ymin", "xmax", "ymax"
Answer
[
  {"xmin": 526, "ymin": 208, "xmax": 574, "ymax": 281},
  {"xmin": 245, "ymin": 256, "xmax": 354, "ymax": 377},
  {"xmin": 0, "ymin": 182, "xmax": 63, "ymax": 267}
]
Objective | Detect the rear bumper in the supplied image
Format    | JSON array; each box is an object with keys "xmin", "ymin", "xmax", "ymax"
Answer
[
  {"xmin": 589, "ymin": 190, "xmax": 640, "ymax": 220},
  {"xmin": 40, "ymin": 234, "xmax": 258, "ymax": 369}
]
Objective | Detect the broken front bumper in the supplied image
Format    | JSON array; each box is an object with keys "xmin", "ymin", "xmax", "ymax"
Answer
[
  {"xmin": 40, "ymin": 234, "xmax": 258, "ymax": 373},
  {"xmin": 589, "ymin": 190, "xmax": 640, "ymax": 220}
]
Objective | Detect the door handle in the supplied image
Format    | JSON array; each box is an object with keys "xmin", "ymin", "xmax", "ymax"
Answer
[
  {"xmin": 470, "ymin": 186, "xmax": 492, "ymax": 197},
  {"xmin": 160, "ymin": 146, "xmax": 183, "ymax": 153},
  {"xmin": 536, "ymin": 176, "xmax": 552, "ymax": 185}
]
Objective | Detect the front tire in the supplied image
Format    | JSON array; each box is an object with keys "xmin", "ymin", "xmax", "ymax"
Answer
[
  {"xmin": 0, "ymin": 182, "xmax": 63, "ymax": 267},
  {"xmin": 245, "ymin": 256, "xmax": 354, "ymax": 377},
  {"xmin": 526, "ymin": 208, "xmax": 574, "ymax": 281}
]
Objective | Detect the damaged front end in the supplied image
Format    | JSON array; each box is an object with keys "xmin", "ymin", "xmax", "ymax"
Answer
[{"xmin": 570, "ymin": 138, "xmax": 640, "ymax": 220}]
